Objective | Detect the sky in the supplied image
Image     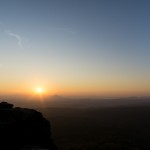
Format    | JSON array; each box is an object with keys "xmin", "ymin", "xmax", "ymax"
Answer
[{"xmin": 0, "ymin": 0, "xmax": 150, "ymax": 96}]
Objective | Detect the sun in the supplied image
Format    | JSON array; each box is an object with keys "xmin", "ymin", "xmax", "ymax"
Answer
[{"xmin": 35, "ymin": 87, "xmax": 44, "ymax": 94}]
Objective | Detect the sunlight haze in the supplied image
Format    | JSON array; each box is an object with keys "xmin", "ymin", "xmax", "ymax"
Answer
[{"xmin": 0, "ymin": 0, "xmax": 150, "ymax": 97}]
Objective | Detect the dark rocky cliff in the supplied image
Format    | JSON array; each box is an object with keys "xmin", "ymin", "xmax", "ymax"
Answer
[{"xmin": 0, "ymin": 102, "xmax": 57, "ymax": 150}]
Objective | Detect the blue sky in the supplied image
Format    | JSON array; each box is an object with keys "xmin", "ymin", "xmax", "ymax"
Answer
[{"xmin": 0, "ymin": 0, "xmax": 150, "ymax": 96}]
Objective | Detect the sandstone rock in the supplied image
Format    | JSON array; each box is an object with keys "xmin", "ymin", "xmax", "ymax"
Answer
[
  {"xmin": 0, "ymin": 102, "xmax": 57, "ymax": 150},
  {"xmin": 0, "ymin": 101, "xmax": 13, "ymax": 109}
]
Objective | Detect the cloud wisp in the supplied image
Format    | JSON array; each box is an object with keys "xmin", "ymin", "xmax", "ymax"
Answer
[{"xmin": 6, "ymin": 30, "xmax": 23, "ymax": 49}]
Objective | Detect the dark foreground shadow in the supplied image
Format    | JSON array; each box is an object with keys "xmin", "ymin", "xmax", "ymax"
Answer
[{"xmin": 0, "ymin": 102, "xmax": 58, "ymax": 150}]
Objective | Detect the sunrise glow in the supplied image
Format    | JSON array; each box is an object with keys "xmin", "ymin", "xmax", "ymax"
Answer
[
  {"xmin": 0, "ymin": 1, "xmax": 150, "ymax": 97},
  {"xmin": 35, "ymin": 87, "xmax": 44, "ymax": 94}
]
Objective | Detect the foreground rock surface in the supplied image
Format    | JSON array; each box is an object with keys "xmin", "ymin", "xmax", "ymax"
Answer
[{"xmin": 0, "ymin": 102, "xmax": 57, "ymax": 150}]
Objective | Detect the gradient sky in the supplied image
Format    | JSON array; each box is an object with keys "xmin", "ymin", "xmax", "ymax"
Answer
[{"xmin": 0, "ymin": 0, "xmax": 150, "ymax": 96}]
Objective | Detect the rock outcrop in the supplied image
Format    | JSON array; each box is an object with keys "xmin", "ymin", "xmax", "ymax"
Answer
[{"xmin": 0, "ymin": 102, "xmax": 57, "ymax": 150}]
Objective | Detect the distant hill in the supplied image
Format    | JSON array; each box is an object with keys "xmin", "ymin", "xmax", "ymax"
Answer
[{"xmin": 0, "ymin": 95, "xmax": 150, "ymax": 108}]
